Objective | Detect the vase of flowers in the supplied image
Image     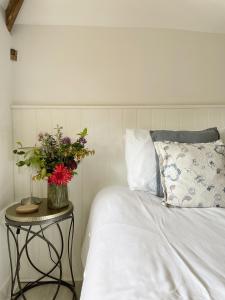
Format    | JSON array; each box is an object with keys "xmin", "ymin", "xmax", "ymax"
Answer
[
  {"xmin": 13, "ymin": 126, "xmax": 94, "ymax": 209},
  {"xmin": 47, "ymin": 179, "xmax": 69, "ymax": 209}
]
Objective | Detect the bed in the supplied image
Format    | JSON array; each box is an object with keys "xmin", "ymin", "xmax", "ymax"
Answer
[{"xmin": 81, "ymin": 186, "xmax": 225, "ymax": 300}]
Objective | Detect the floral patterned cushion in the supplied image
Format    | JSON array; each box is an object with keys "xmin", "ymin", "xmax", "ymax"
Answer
[{"xmin": 154, "ymin": 140, "xmax": 225, "ymax": 208}]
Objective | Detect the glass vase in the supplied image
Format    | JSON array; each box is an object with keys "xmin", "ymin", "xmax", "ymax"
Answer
[{"xmin": 47, "ymin": 184, "xmax": 69, "ymax": 209}]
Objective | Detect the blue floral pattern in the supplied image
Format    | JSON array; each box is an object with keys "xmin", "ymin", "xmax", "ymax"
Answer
[
  {"xmin": 162, "ymin": 164, "xmax": 181, "ymax": 181},
  {"xmin": 154, "ymin": 140, "xmax": 225, "ymax": 208}
]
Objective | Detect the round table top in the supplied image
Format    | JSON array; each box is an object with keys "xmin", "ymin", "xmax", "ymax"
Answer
[{"xmin": 5, "ymin": 199, "xmax": 73, "ymax": 226}]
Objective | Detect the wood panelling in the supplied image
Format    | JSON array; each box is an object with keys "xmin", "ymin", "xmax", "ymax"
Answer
[
  {"xmin": 12, "ymin": 105, "xmax": 225, "ymax": 280},
  {"xmin": 5, "ymin": 0, "xmax": 24, "ymax": 32}
]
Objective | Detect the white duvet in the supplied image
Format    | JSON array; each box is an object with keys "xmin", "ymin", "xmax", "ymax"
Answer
[{"xmin": 81, "ymin": 186, "xmax": 225, "ymax": 300}]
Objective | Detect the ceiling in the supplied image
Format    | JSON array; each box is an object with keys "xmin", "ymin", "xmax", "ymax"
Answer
[
  {"xmin": 4, "ymin": 0, "xmax": 225, "ymax": 33},
  {"xmin": 0, "ymin": 0, "xmax": 8, "ymax": 9}
]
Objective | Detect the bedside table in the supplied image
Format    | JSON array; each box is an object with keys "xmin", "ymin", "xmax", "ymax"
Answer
[{"xmin": 5, "ymin": 199, "xmax": 77, "ymax": 300}]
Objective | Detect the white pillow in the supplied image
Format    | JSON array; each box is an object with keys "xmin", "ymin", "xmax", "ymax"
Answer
[
  {"xmin": 154, "ymin": 140, "xmax": 225, "ymax": 208},
  {"xmin": 125, "ymin": 129, "xmax": 157, "ymax": 194}
]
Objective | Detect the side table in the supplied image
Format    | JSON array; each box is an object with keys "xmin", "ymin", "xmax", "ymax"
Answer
[{"xmin": 5, "ymin": 199, "xmax": 77, "ymax": 300}]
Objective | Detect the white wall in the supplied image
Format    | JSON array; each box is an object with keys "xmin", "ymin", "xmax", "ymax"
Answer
[
  {"xmin": 12, "ymin": 105, "xmax": 225, "ymax": 281},
  {"xmin": 12, "ymin": 25, "xmax": 225, "ymax": 106},
  {"xmin": 10, "ymin": 24, "xmax": 225, "ymax": 282},
  {"xmin": 0, "ymin": 7, "xmax": 13, "ymax": 300}
]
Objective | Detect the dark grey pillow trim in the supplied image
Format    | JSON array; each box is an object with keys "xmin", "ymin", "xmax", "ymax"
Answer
[
  {"xmin": 150, "ymin": 127, "xmax": 220, "ymax": 197},
  {"xmin": 150, "ymin": 127, "xmax": 220, "ymax": 143}
]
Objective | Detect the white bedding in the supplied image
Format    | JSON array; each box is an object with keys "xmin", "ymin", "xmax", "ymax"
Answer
[{"xmin": 81, "ymin": 186, "xmax": 225, "ymax": 300}]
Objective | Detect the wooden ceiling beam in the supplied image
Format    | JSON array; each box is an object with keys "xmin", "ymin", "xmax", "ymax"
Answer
[{"xmin": 5, "ymin": 0, "xmax": 24, "ymax": 32}]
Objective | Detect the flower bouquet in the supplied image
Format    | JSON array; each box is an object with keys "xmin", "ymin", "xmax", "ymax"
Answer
[{"xmin": 13, "ymin": 126, "xmax": 94, "ymax": 209}]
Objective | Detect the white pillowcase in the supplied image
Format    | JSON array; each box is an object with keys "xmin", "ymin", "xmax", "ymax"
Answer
[
  {"xmin": 219, "ymin": 128, "xmax": 225, "ymax": 143},
  {"xmin": 125, "ymin": 129, "xmax": 157, "ymax": 194}
]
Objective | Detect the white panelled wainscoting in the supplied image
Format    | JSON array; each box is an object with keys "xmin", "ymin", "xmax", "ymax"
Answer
[{"xmin": 12, "ymin": 105, "xmax": 225, "ymax": 281}]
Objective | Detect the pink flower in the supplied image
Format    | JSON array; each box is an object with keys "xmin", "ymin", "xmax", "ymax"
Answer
[{"xmin": 48, "ymin": 164, "xmax": 73, "ymax": 185}]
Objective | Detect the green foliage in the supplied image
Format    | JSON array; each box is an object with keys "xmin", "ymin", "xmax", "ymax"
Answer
[
  {"xmin": 13, "ymin": 126, "xmax": 95, "ymax": 181},
  {"xmin": 78, "ymin": 128, "xmax": 88, "ymax": 138}
]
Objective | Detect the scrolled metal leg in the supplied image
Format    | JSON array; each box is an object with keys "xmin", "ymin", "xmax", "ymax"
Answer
[
  {"xmin": 21, "ymin": 224, "xmax": 63, "ymax": 299},
  {"xmin": 7, "ymin": 225, "xmax": 27, "ymax": 300},
  {"xmin": 68, "ymin": 213, "xmax": 77, "ymax": 300},
  {"xmin": 24, "ymin": 224, "xmax": 63, "ymax": 282},
  {"xmin": 7, "ymin": 225, "xmax": 14, "ymax": 299},
  {"xmin": 6, "ymin": 214, "xmax": 76, "ymax": 300},
  {"xmin": 68, "ymin": 214, "xmax": 75, "ymax": 285}
]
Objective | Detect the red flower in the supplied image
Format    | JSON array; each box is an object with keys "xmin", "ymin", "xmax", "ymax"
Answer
[{"xmin": 48, "ymin": 164, "xmax": 73, "ymax": 185}]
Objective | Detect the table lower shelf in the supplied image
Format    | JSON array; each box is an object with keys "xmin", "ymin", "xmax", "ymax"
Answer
[
  {"xmin": 13, "ymin": 281, "xmax": 77, "ymax": 300},
  {"xmin": 16, "ymin": 281, "xmax": 82, "ymax": 300}
]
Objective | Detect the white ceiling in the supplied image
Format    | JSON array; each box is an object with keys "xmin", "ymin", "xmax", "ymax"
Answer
[
  {"xmin": 12, "ymin": 0, "xmax": 225, "ymax": 33},
  {"xmin": 0, "ymin": 0, "xmax": 8, "ymax": 9}
]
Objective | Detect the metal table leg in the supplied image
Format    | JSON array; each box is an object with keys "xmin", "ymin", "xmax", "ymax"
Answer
[{"xmin": 6, "ymin": 214, "xmax": 77, "ymax": 300}]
